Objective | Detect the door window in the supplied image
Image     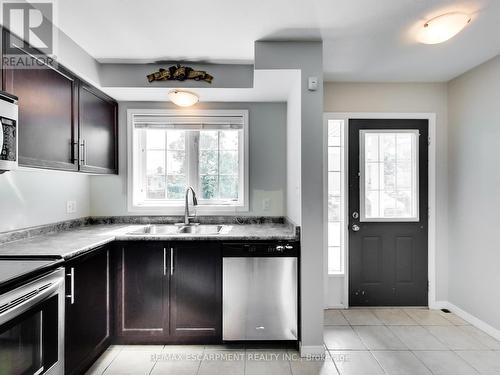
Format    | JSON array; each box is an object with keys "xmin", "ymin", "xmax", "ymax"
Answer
[{"xmin": 360, "ymin": 130, "xmax": 419, "ymax": 222}]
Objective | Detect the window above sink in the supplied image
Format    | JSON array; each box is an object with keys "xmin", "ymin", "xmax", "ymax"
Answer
[{"xmin": 127, "ymin": 109, "xmax": 249, "ymax": 214}]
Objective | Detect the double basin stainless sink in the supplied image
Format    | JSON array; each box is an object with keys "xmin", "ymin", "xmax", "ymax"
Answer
[{"xmin": 126, "ymin": 224, "xmax": 232, "ymax": 236}]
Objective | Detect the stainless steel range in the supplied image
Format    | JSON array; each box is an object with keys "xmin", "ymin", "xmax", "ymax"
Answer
[{"xmin": 0, "ymin": 263, "xmax": 65, "ymax": 375}]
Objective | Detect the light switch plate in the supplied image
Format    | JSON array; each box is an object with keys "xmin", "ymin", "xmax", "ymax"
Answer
[{"xmin": 66, "ymin": 200, "xmax": 76, "ymax": 214}]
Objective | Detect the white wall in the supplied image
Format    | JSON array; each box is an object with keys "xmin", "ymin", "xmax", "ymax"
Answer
[
  {"xmin": 0, "ymin": 169, "xmax": 90, "ymax": 232},
  {"xmin": 90, "ymin": 101, "xmax": 287, "ymax": 217},
  {"xmin": 286, "ymin": 73, "xmax": 302, "ymax": 225},
  {"xmin": 324, "ymin": 82, "xmax": 449, "ymax": 304},
  {"xmin": 447, "ymin": 55, "xmax": 500, "ymax": 331}
]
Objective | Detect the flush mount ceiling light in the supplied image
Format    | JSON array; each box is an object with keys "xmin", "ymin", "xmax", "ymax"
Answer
[
  {"xmin": 418, "ymin": 12, "xmax": 471, "ymax": 44},
  {"xmin": 168, "ymin": 90, "xmax": 199, "ymax": 107}
]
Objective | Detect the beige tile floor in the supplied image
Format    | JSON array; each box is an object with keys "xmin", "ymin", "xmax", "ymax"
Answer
[{"xmin": 86, "ymin": 308, "xmax": 500, "ymax": 375}]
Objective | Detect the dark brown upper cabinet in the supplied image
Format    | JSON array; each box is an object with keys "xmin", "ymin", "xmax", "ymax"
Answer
[
  {"xmin": 78, "ymin": 83, "xmax": 118, "ymax": 174},
  {"xmin": 3, "ymin": 45, "xmax": 79, "ymax": 171},
  {"xmin": 1, "ymin": 29, "xmax": 118, "ymax": 174}
]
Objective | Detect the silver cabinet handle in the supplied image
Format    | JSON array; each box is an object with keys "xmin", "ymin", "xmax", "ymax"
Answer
[
  {"xmin": 66, "ymin": 267, "xmax": 75, "ymax": 304},
  {"xmin": 170, "ymin": 248, "xmax": 174, "ymax": 276},
  {"xmin": 80, "ymin": 139, "xmax": 87, "ymax": 166},
  {"xmin": 163, "ymin": 248, "xmax": 167, "ymax": 276}
]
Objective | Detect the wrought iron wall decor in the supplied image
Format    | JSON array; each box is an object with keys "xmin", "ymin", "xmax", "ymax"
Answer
[{"xmin": 147, "ymin": 64, "xmax": 213, "ymax": 83}]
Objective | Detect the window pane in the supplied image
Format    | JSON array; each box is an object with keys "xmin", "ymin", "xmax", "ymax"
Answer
[
  {"xmin": 200, "ymin": 131, "xmax": 218, "ymax": 150},
  {"xmin": 200, "ymin": 150, "xmax": 218, "ymax": 175},
  {"xmin": 219, "ymin": 151, "xmax": 238, "ymax": 175},
  {"xmin": 365, "ymin": 191, "xmax": 380, "ymax": 218},
  {"xmin": 220, "ymin": 176, "xmax": 238, "ymax": 199},
  {"xmin": 167, "ymin": 151, "xmax": 185, "ymax": 175},
  {"xmin": 365, "ymin": 133, "xmax": 379, "ymax": 162},
  {"xmin": 220, "ymin": 130, "xmax": 238, "ymax": 150},
  {"xmin": 361, "ymin": 131, "xmax": 418, "ymax": 221},
  {"xmin": 328, "ymin": 247, "xmax": 342, "ymax": 274},
  {"xmin": 328, "ymin": 120, "xmax": 342, "ymax": 147},
  {"xmin": 200, "ymin": 175, "xmax": 218, "ymax": 199},
  {"xmin": 328, "ymin": 172, "xmax": 341, "ymax": 196},
  {"xmin": 328, "ymin": 147, "xmax": 341, "ymax": 171},
  {"xmin": 166, "ymin": 175, "xmax": 186, "ymax": 199},
  {"xmin": 365, "ymin": 163, "xmax": 379, "ymax": 191},
  {"xmin": 328, "ymin": 222, "xmax": 341, "ymax": 247},
  {"xmin": 328, "ymin": 196, "xmax": 341, "ymax": 221},
  {"xmin": 147, "ymin": 175, "xmax": 165, "ymax": 199},
  {"xmin": 146, "ymin": 129, "xmax": 165, "ymax": 150},
  {"xmin": 146, "ymin": 150, "xmax": 165, "ymax": 175},
  {"xmin": 166, "ymin": 130, "xmax": 185, "ymax": 150}
]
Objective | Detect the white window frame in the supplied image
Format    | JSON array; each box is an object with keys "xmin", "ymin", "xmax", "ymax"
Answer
[
  {"xmin": 359, "ymin": 129, "xmax": 420, "ymax": 222},
  {"xmin": 127, "ymin": 109, "xmax": 249, "ymax": 214}
]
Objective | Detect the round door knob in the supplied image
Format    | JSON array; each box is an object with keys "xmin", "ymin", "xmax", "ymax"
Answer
[{"xmin": 352, "ymin": 224, "xmax": 360, "ymax": 232}]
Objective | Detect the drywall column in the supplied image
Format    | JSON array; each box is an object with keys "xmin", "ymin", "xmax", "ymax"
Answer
[{"xmin": 255, "ymin": 41, "xmax": 324, "ymax": 355}]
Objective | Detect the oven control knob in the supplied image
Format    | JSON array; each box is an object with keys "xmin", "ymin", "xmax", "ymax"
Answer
[{"xmin": 275, "ymin": 245, "xmax": 284, "ymax": 252}]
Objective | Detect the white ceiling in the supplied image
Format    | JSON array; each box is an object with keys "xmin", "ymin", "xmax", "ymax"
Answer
[{"xmin": 56, "ymin": 0, "xmax": 500, "ymax": 82}]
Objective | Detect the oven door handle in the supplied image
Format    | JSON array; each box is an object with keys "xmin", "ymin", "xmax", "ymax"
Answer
[
  {"xmin": 0, "ymin": 121, "xmax": 4, "ymax": 155},
  {"xmin": 0, "ymin": 276, "xmax": 64, "ymax": 326}
]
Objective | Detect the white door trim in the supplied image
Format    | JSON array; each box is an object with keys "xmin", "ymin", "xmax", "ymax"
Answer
[{"xmin": 323, "ymin": 112, "xmax": 437, "ymax": 309}]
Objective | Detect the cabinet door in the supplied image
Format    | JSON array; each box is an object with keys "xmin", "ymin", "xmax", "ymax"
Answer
[
  {"xmin": 65, "ymin": 248, "xmax": 110, "ymax": 375},
  {"xmin": 78, "ymin": 83, "xmax": 118, "ymax": 174},
  {"xmin": 3, "ymin": 37, "xmax": 78, "ymax": 171},
  {"xmin": 116, "ymin": 242, "xmax": 168, "ymax": 341},
  {"xmin": 170, "ymin": 243, "xmax": 222, "ymax": 340}
]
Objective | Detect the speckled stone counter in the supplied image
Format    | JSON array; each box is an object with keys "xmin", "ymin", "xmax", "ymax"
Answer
[{"xmin": 0, "ymin": 222, "xmax": 298, "ymax": 260}]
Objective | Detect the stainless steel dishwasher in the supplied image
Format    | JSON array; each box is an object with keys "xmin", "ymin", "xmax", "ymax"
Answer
[{"xmin": 222, "ymin": 242, "xmax": 298, "ymax": 341}]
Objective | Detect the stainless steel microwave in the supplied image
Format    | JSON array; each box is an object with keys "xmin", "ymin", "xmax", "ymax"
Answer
[{"xmin": 0, "ymin": 90, "xmax": 19, "ymax": 173}]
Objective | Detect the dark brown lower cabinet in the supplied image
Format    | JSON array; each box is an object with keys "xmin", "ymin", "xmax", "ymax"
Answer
[
  {"xmin": 170, "ymin": 243, "xmax": 222, "ymax": 341},
  {"xmin": 114, "ymin": 241, "xmax": 222, "ymax": 344},
  {"xmin": 65, "ymin": 247, "xmax": 110, "ymax": 375},
  {"xmin": 115, "ymin": 242, "xmax": 168, "ymax": 343}
]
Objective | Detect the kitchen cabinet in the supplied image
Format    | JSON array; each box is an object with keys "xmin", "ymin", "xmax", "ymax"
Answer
[
  {"xmin": 170, "ymin": 243, "xmax": 222, "ymax": 340},
  {"xmin": 1, "ymin": 29, "xmax": 118, "ymax": 174},
  {"xmin": 3, "ymin": 42, "xmax": 79, "ymax": 171},
  {"xmin": 78, "ymin": 83, "xmax": 118, "ymax": 174},
  {"xmin": 115, "ymin": 242, "xmax": 169, "ymax": 343},
  {"xmin": 65, "ymin": 247, "xmax": 110, "ymax": 375},
  {"xmin": 114, "ymin": 241, "xmax": 222, "ymax": 344}
]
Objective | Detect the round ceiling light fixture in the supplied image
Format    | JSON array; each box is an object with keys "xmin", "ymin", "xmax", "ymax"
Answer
[
  {"xmin": 168, "ymin": 89, "xmax": 199, "ymax": 107},
  {"xmin": 417, "ymin": 12, "xmax": 471, "ymax": 44}
]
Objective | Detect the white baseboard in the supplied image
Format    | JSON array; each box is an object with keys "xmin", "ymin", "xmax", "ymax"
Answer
[
  {"xmin": 325, "ymin": 304, "xmax": 347, "ymax": 309},
  {"xmin": 444, "ymin": 302, "xmax": 500, "ymax": 342},
  {"xmin": 429, "ymin": 300, "xmax": 448, "ymax": 310},
  {"xmin": 299, "ymin": 344, "xmax": 325, "ymax": 358}
]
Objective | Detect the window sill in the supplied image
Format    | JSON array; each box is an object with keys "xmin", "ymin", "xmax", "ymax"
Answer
[
  {"xmin": 128, "ymin": 203, "xmax": 249, "ymax": 215},
  {"xmin": 328, "ymin": 273, "xmax": 345, "ymax": 278}
]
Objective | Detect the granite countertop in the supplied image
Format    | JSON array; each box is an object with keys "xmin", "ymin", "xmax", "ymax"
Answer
[{"xmin": 0, "ymin": 223, "xmax": 298, "ymax": 260}]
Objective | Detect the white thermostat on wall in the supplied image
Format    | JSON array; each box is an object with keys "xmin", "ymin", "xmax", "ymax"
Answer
[{"xmin": 308, "ymin": 76, "xmax": 319, "ymax": 91}]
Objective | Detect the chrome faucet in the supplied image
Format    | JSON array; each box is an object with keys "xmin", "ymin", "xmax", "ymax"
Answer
[{"xmin": 184, "ymin": 186, "xmax": 198, "ymax": 225}]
